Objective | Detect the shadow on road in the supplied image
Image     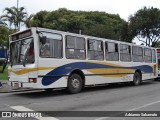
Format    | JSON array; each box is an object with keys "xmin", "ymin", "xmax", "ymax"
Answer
[{"xmin": 14, "ymin": 80, "xmax": 158, "ymax": 98}]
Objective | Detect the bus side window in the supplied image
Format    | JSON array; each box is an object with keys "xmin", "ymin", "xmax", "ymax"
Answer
[
  {"xmin": 66, "ymin": 35, "xmax": 85, "ymax": 59},
  {"xmin": 87, "ymin": 39, "xmax": 104, "ymax": 60},
  {"xmin": 105, "ymin": 42, "xmax": 119, "ymax": 61},
  {"xmin": 152, "ymin": 49, "xmax": 156, "ymax": 63},
  {"xmin": 120, "ymin": 44, "xmax": 131, "ymax": 62},
  {"xmin": 40, "ymin": 40, "xmax": 51, "ymax": 57},
  {"xmin": 132, "ymin": 46, "xmax": 143, "ymax": 62},
  {"xmin": 39, "ymin": 32, "xmax": 62, "ymax": 58},
  {"xmin": 144, "ymin": 48, "xmax": 152, "ymax": 63}
]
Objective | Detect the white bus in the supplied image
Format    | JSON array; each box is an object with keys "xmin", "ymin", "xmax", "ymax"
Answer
[
  {"xmin": 157, "ymin": 48, "xmax": 160, "ymax": 77},
  {"xmin": 8, "ymin": 27, "xmax": 158, "ymax": 93}
]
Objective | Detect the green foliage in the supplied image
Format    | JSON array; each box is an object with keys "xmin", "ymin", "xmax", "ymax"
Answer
[
  {"xmin": 30, "ymin": 10, "xmax": 48, "ymax": 27},
  {"xmin": 0, "ymin": 6, "xmax": 29, "ymax": 47},
  {"xmin": 152, "ymin": 41, "xmax": 160, "ymax": 47},
  {"xmin": 0, "ymin": 20, "xmax": 7, "ymax": 26},
  {"xmin": 0, "ymin": 26, "xmax": 10, "ymax": 47},
  {"xmin": 30, "ymin": 8, "xmax": 131, "ymax": 42},
  {"xmin": 0, "ymin": 24, "xmax": 16, "ymax": 47},
  {"xmin": 0, "ymin": 7, "xmax": 133, "ymax": 44},
  {"xmin": 129, "ymin": 7, "xmax": 160, "ymax": 46},
  {"xmin": 0, "ymin": 65, "xmax": 8, "ymax": 80},
  {"xmin": 23, "ymin": 14, "xmax": 34, "ymax": 28},
  {"xmin": 84, "ymin": 24, "xmax": 118, "ymax": 39},
  {"xmin": 1, "ymin": 6, "xmax": 27, "ymax": 30},
  {"xmin": 2, "ymin": 6, "xmax": 160, "ymax": 47}
]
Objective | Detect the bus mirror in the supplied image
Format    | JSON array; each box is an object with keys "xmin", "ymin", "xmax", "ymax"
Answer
[{"xmin": 40, "ymin": 36, "xmax": 46, "ymax": 45}]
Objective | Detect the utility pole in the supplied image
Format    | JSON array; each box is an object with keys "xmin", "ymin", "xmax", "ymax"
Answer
[
  {"xmin": 17, "ymin": 0, "xmax": 19, "ymax": 9},
  {"xmin": 17, "ymin": 0, "xmax": 19, "ymax": 31}
]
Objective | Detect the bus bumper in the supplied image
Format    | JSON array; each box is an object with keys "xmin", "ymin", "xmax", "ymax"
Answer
[{"xmin": 8, "ymin": 81, "xmax": 35, "ymax": 88}]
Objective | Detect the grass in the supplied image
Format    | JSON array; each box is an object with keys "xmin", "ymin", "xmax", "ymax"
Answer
[{"xmin": 0, "ymin": 65, "xmax": 8, "ymax": 80}]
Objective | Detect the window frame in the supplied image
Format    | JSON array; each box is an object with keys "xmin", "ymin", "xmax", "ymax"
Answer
[
  {"xmin": 152, "ymin": 49, "xmax": 156, "ymax": 63},
  {"xmin": 65, "ymin": 35, "xmax": 86, "ymax": 60},
  {"xmin": 120, "ymin": 44, "xmax": 131, "ymax": 62},
  {"xmin": 87, "ymin": 38, "xmax": 104, "ymax": 60},
  {"xmin": 10, "ymin": 37, "xmax": 35, "ymax": 65},
  {"xmin": 132, "ymin": 46, "xmax": 143, "ymax": 62},
  {"xmin": 105, "ymin": 41, "xmax": 119, "ymax": 61},
  {"xmin": 39, "ymin": 32, "xmax": 63, "ymax": 59},
  {"xmin": 144, "ymin": 48, "xmax": 152, "ymax": 63}
]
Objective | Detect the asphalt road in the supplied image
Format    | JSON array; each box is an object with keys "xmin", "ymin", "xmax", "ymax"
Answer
[{"xmin": 0, "ymin": 80, "xmax": 160, "ymax": 120}]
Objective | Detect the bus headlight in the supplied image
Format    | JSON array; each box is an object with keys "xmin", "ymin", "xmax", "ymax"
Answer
[{"xmin": 29, "ymin": 78, "xmax": 37, "ymax": 83}]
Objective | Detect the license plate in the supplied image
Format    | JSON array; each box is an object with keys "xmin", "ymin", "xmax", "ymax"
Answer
[{"xmin": 14, "ymin": 82, "xmax": 19, "ymax": 88}]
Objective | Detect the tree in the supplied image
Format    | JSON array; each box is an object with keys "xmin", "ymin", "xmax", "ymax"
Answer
[
  {"xmin": 30, "ymin": 8, "xmax": 130, "ymax": 42},
  {"xmin": 23, "ymin": 14, "xmax": 34, "ymax": 28},
  {"xmin": 0, "ymin": 26, "xmax": 10, "ymax": 47},
  {"xmin": 1, "ymin": 7, "xmax": 15, "ymax": 29},
  {"xmin": 84, "ymin": 24, "xmax": 118, "ymax": 39},
  {"xmin": 1, "ymin": 6, "xmax": 27, "ymax": 31},
  {"xmin": 0, "ymin": 19, "xmax": 7, "ymax": 27},
  {"xmin": 152, "ymin": 41, "xmax": 160, "ymax": 47},
  {"xmin": 14, "ymin": 7, "xmax": 27, "ymax": 30},
  {"xmin": 129, "ymin": 7, "xmax": 160, "ymax": 46},
  {"xmin": 30, "ymin": 11, "xmax": 48, "ymax": 27}
]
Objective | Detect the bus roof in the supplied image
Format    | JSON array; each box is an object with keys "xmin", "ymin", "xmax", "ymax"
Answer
[{"xmin": 10, "ymin": 27, "xmax": 156, "ymax": 49}]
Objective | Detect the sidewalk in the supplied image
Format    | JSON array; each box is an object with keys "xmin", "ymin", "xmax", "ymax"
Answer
[{"xmin": 0, "ymin": 80, "xmax": 34, "ymax": 93}]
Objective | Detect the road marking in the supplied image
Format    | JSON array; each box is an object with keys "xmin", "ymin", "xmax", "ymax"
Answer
[
  {"xmin": 128, "ymin": 100, "xmax": 160, "ymax": 111},
  {"xmin": 10, "ymin": 105, "xmax": 59, "ymax": 120},
  {"xmin": 95, "ymin": 100, "xmax": 160, "ymax": 120}
]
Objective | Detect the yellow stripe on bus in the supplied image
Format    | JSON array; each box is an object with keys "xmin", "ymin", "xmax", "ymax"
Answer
[
  {"xmin": 86, "ymin": 68, "xmax": 135, "ymax": 77},
  {"xmin": 8, "ymin": 67, "xmax": 56, "ymax": 75},
  {"xmin": 89, "ymin": 61, "xmax": 122, "ymax": 67}
]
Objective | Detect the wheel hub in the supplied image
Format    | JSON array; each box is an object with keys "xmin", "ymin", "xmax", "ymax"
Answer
[{"xmin": 71, "ymin": 78, "xmax": 80, "ymax": 89}]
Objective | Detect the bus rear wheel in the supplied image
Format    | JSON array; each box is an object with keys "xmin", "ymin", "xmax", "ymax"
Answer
[
  {"xmin": 67, "ymin": 74, "xmax": 83, "ymax": 94},
  {"xmin": 133, "ymin": 72, "xmax": 141, "ymax": 86}
]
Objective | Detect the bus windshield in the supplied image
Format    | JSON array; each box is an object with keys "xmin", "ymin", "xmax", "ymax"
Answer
[{"xmin": 10, "ymin": 38, "xmax": 34, "ymax": 66}]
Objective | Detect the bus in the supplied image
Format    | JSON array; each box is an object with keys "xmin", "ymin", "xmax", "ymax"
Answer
[
  {"xmin": 0, "ymin": 46, "xmax": 8, "ymax": 73},
  {"xmin": 8, "ymin": 27, "xmax": 158, "ymax": 93},
  {"xmin": 157, "ymin": 48, "xmax": 160, "ymax": 76}
]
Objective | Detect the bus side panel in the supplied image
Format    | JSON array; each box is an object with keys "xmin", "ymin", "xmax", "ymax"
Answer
[
  {"xmin": 37, "ymin": 58, "xmax": 69, "ymax": 88},
  {"xmin": 22, "ymin": 77, "xmax": 67, "ymax": 88}
]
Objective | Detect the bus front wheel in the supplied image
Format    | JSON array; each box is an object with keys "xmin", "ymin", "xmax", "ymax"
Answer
[
  {"xmin": 67, "ymin": 74, "xmax": 83, "ymax": 94},
  {"xmin": 133, "ymin": 72, "xmax": 141, "ymax": 86}
]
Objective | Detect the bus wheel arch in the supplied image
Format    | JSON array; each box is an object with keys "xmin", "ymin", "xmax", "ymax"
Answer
[
  {"xmin": 133, "ymin": 70, "xmax": 142, "ymax": 86},
  {"xmin": 67, "ymin": 69, "xmax": 85, "ymax": 94}
]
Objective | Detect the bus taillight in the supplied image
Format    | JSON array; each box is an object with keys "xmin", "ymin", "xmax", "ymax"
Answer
[{"xmin": 29, "ymin": 78, "xmax": 37, "ymax": 83}]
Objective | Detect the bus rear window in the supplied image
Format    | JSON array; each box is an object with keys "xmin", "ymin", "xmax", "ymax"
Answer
[
  {"xmin": 12, "ymin": 30, "xmax": 32, "ymax": 41},
  {"xmin": 10, "ymin": 38, "xmax": 34, "ymax": 65}
]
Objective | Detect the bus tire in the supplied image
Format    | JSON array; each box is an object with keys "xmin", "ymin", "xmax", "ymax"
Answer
[
  {"xmin": 67, "ymin": 74, "xmax": 83, "ymax": 94},
  {"xmin": 133, "ymin": 72, "xmax": 141, "ymax": 86}
]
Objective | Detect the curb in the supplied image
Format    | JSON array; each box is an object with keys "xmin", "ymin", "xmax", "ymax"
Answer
[{"xmin": 0, "ymin": 88, "xmax": 41, "ymax": 93}]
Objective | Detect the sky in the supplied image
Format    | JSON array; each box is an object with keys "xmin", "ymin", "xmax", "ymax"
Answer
[
  {"xmin": 1, "ymin": 0, "xmax": 160, "ymax": 21},
  {"xmin": 0, "ymin": 0, "xmax": 160, "ymax": 44}
]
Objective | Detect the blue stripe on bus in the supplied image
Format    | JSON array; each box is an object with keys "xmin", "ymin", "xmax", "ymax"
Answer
[{"xmin": 41, "ymin": 62, "xmax": 153, "ymax": 86}]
